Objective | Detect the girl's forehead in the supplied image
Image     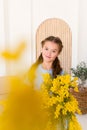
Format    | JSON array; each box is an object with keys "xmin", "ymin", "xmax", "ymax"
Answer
[{"xmin": 43, "ymin": 41, "xmax": 59, "ymax": 48}]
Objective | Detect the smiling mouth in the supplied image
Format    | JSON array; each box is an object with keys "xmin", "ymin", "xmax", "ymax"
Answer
[{"xmin": 45, "ymin": 55, "xmax": 51, "ymax": 58}]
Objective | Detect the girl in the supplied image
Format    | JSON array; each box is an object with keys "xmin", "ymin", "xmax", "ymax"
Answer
[{"xmin": 28, "ymin": 36, "xmax": 64, "ymax": 89}]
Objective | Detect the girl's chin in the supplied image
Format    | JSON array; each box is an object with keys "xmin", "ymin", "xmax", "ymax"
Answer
[{"xmin": 44, "ymin": 58, "xmax": 52, "ymax": 62}]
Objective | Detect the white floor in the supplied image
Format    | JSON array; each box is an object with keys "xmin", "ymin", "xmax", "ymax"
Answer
[{"xmin": 76, "ymin": 114, "xmax": 87, "ymax": 130}]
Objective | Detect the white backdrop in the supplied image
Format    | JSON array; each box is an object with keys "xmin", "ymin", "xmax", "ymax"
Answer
[{"xmin": 0, "ymin": 0, "xmax": 87, "ymax": 74}]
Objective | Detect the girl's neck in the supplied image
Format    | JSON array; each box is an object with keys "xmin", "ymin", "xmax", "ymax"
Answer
[{"xmin": 42, "ymin": 62, "xmax": 52, "ymax": 70}]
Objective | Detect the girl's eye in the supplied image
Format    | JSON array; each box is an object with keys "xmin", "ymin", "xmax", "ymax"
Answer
[
  {"xmin": 45, "ymin": 48, "xmax": 48, "ymax": 50},
  {"xmin": 52, "ymin": 50, "xmax": 56, "ymax": 53}
]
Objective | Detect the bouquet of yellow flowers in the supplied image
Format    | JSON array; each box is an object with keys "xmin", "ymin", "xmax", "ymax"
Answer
[{"xmin": 41, "ymin": 74, "xmax": 82, "ymax": 130}]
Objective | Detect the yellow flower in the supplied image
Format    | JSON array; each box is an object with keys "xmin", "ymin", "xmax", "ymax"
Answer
[
  {"xmin": 68, "ymin": 115, "xmax": 82, "ymax": 130},
  {"xmin": 41, "ymin": 74, "xmax": 82, "ymax": 130},
  {"xmin": 0, "ymin": 76, "xmax": 50, "ymax": 130},
  {"xmin": 55, "ymin": 104, "xmax": 63, "ymax": 118},
  {"xmin": 0, "ymin": 41, "xmax": 26, "ymax": 60}
]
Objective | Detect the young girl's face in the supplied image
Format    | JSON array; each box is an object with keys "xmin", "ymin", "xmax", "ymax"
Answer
[{"xmin": 41, "ymin": 41, "xmax": 60, "ymax": 63}]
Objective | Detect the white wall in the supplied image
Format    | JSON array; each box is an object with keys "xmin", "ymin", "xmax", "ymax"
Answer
[
  {"xmin": 0, "ymin": 0, "xmax": 80, "ymax": 76},
  {"xmin": 0, "ymin": 0, "xmax": 6, "ymax": 75},
  {"xmin": 1, "ymin": 0, "xmax": 87, "ymax": 75},
  {"xmin": 7, "ymin": 0, "xmax": 32, "ymax": 75},
  {"xmin": 78, "ymin": 0, "xmax": 87, "ymax": 63},
  {"xmin": 0, "ymin": 0, "xmax": 33, "ymax": 75}
]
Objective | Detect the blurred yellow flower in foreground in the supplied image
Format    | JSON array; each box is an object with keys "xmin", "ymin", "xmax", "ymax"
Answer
[
  {"xmin": 0, "ymin": 76, "xmax": 51, "ymax": 130},
  {"xmin": 0, "ymin": 41, "xmax": 26, "ymax": 60}
]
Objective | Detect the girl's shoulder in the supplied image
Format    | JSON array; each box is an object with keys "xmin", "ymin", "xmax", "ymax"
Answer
[{"xmin": 60, "ymin": 70, "xmax": 65, "ymax": 75}]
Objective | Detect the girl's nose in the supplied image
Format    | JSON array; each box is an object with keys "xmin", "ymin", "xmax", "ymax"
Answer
[{"xmin": 47, "ymin": 51, "xmax": 51, "ymax": 56}]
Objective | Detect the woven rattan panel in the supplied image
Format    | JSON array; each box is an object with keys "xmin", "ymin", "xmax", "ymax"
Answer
[
  {"xmin": 36, "ymin": 18, "xmax": 72, "ymax": 74},
  {"xmin": 70, "ymin": 87, "xmax": 87, "ymax": 114}
]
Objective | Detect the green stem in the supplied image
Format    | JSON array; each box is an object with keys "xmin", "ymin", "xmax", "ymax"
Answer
[{"xmin": 57, "ymin": 115, "xmax": 68, "ymax": 130}]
